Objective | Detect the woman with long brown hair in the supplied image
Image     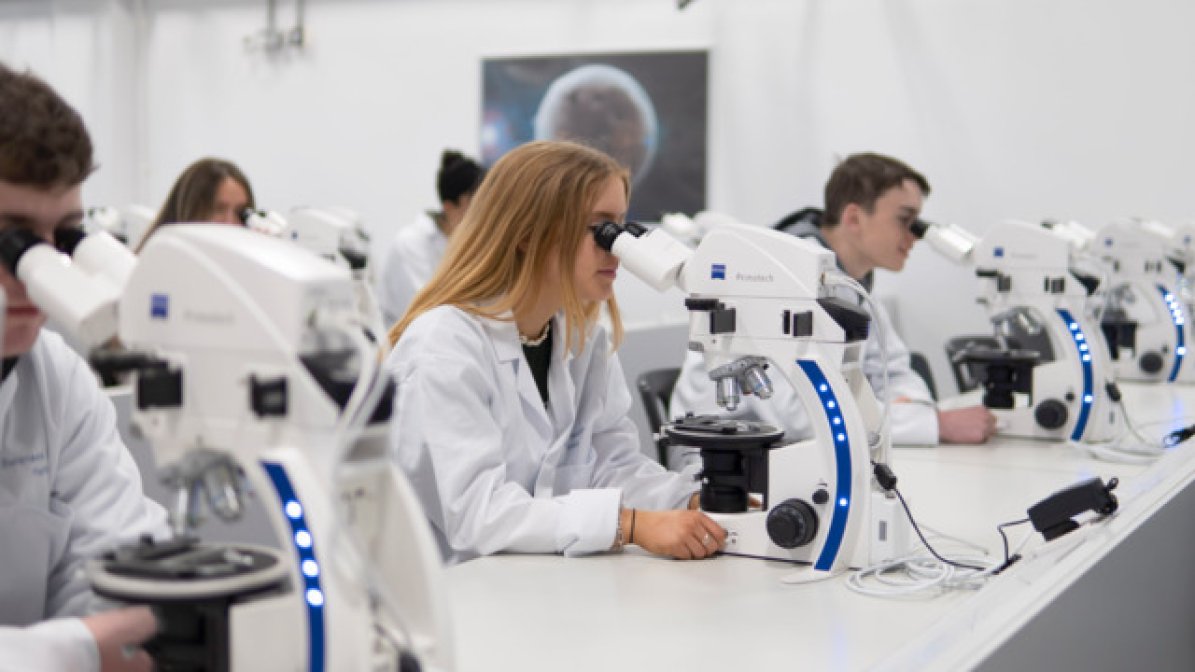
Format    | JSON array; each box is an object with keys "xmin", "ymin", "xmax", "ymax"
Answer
[
  {"xmin": 387, "ymin": 140, "xmax": 725, "ymax": 564},
  {"xmin": 136, "ymin": 157, "xmax": 254, "ymax": 252}
]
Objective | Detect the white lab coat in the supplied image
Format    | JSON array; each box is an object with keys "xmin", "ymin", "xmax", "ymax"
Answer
[
  {"xmin": 0, "ymin": 331, "xmax": 168, "ymax": 672},
  {"xmin": 377, "ymin": 212, "xmax": 447, "ymax": 327},
  {"xmin": 669, "ymin": 225, "xmax": 938, "ymax": 470},
  {"xmin": 386, "ymin": 306, "xmax": 699, "ymax": 564}
]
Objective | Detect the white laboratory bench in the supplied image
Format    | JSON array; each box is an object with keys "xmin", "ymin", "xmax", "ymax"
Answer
[{"xmin": 443, "ymin": 382, "xmax": 1195, "ymax": 672}]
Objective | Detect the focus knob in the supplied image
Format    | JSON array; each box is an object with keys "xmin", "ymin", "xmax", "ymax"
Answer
[
  {"xmin": 1034, "ymin": 399, "xmax": 1069, "ymax": 430},
  {"xmin": 1139, "ymin": 351, "xmax": 1164, "ymax": 375},
  {"xmin": 766, "ymin": 499, "xmax": 818, "ymax": 549}
]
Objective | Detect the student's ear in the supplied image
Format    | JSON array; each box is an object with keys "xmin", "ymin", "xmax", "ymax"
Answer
[{"xmin": 840, "ymin": 202, "xmax": 863, "ymax": 232}]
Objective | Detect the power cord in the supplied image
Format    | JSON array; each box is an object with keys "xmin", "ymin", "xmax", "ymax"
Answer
[
  {"xmin": 848, "ymin": 463, "xmax": 999, "ymax": 597},
  {"xmin": 846, "ymin": 553, "xmax": 992, "ymax": 597},
  {"xmin": 853, "ymin": 466, "xmax": 1125, "ymax": 596},
  {"xmin": 891, "ymin": 486, "xmax": 986, "ymax": 572},
  {"xmin": 994, "ymin": 517, "xmax": 1032, "ymax": 574},
  {"xmin": 1163, "ymin": 423, "xmax": 1195, "ymax": 447},
  {"xmin": 917, "ymin": 523, "xmax": 990, "ymax": 555}
]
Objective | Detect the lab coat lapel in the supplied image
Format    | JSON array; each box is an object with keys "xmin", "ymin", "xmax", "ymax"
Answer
[
  {"xmin": 0, "ymin": 367, "xmax": 18, "ymax": 427},
  {"xmin": 538, "ymin": 315, "xmax": 580, "ymax": 496},
  {"xmin": 546, "ymin": 315, "xmax": 578, "ymax": 432},
  {"xmin": 486, "ymin": 317, "xmax": 553, "ymax": 436}
]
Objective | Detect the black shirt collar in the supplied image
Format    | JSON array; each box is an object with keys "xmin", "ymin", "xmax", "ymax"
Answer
[{"xmin": 1, "ymin": 357, "xmax": 17, "ymax": 384}]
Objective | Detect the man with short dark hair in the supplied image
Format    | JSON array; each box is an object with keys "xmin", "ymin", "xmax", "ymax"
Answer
[
  {"xmin": 670, "ymin": 153, "xmax": 995, "ymax": 468},
  {"xmin": 0, "ymin": 62, "xmax": 166, "ymax": 672}
]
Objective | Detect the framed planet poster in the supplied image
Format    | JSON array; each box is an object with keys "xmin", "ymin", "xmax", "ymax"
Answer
[{"xmin": 481, "ymin": 50, "xmax": 708, "ymax": 222}]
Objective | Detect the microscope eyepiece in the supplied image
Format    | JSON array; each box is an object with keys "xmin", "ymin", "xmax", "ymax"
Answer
[
  {"xmin": 53, "ymin": 226, "xmax": 87, "ymax": 256},
  {"xmin": 624, "ymin": 221, "xmax": 647, "ymax": 236},
  {"xmin": 591, "ymin": 220, "xmax": 626, "ymax": 252},
  {"xmin": 0, "ymin": 226, "xmax": 46, "ymax": 272},
  {"xmin": 909, "ymin": 218, "xmax": 930, "ymax": 239}
]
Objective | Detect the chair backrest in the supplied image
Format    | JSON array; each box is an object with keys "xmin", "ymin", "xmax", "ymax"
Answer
[
  {"xmin": 944, "ymin": 335, "xmax": 1003, "ymax": 393},
  {"xmin": 636, "ymin": 367, "xmax": 681, "ymax": 465},
  {"xmin": 908, "ymin": 351, "xmax": 938, "ymax": 401}
]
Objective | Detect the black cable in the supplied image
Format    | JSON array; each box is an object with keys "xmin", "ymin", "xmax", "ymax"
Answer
[
  {"xmin": 1164, "ymin": 423, "xmax": 1195, "ymax": 447},
  {"xmin": 717, "ymin": 550, "xmax": 808, "ymax": 565},
  {"xmin": 996, "ymin": 517, "xmax": 1031, "ymax": 564},
  {"xmin": 892, "ymin": 487, "xmax": 986, "ymax": 572}
]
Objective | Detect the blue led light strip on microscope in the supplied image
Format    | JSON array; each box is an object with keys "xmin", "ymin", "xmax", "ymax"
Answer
[
  {"xmin": 263, "ymin": 461, "xmax": 326, "ymax": 672},
  {"xmin": 1158, "ymin": 285, "xmax": 1186, "ymax": 382},
  {"xmin": 797, "ymin": 360, "xmax": 851, "ymax": 572},
  {"xmin": 1057, "ymin": 309, "xmax": 1093, "ymax": 442}
]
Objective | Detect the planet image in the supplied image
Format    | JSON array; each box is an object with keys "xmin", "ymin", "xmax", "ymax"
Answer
[{"xmin": 533, "ymin": 64, "xmax": 659, "ymax": 185}]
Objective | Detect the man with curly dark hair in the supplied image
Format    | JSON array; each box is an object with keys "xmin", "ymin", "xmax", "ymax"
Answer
[{"xmin": 0, "ymin": 62, "xmax": 167, "ymax": 672}]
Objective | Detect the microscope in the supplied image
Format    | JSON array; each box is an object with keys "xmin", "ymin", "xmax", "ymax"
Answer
[
  {"xmin": 248, "ymin": 206, "xmax": 386, "ymax": 338},
  {"xmin": 284, "ymin": 206, "xmax": 384, "ymax": 335},
  {"xmin": 593, "ymin": 219, "xmax": 915, "ymax": 582},
  {"xmin": 284, "ymin": 207, "xmax": 372, "ymax": 272},
  {"xmin": 1137, "ymin": 217, "xmax": 1195, "ymax": 293},
  {"xmin": 1046, "ymin": 218, "xmax": 1191, "ymax": 383},
  {"xmin": 0, "ymin": 224, "xmax": 451, "ymax": 671},
  {"xmin": 83, "ymin": 203, "xmax": 156, "ymax": 249},
  {"xmin": 915, "ymin": 218, "xmax": 1122, "ymax": 442},
  {"xmin": 1086, "ymin": 218, "xmax": 1193, "ymax": 383}
]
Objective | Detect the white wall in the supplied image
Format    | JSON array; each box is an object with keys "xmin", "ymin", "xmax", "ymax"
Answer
[
  {"xmin": 0, "ymin": 0, "xmax": 140, "ymax": 205},
  {"xmin": 5, "ymin": 0, "xmax": 1195, "ymax": 396}
]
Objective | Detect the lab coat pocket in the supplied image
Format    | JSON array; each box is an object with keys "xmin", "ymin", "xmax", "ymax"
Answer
[
  {"xmin": 553, "ymin": 450, "xmax": 597, "ymax": 494},
  {"xmin": 0, "ymin": 504, "xmax": 69, "ymax": 623}
]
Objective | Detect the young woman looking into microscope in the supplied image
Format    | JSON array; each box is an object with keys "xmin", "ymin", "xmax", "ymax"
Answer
[{"xmin": 386, "ymin": 140, "xmax": 725, "ymax": 564}]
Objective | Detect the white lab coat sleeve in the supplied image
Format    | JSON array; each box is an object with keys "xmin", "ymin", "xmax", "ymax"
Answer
[
  {"xmin": 45, "ymin": 346, "xmax": 168, "ymax": 619},
  {"xmin": 586, "ymin": 351, "xmax": 698, "ymax": 510},
  {"xmin": 391, "ymin": 349, "xmax": 617, "ymax": 559},
  {"xmin": 664, "ymin": 351, "xmax": 717, "ymax": 471},
  {"xmin": 668, "ymin": 350, "xmax": 720, "ymax": 420},
  {"xmin": 0, "ymin": 618, "xmax": 98, "ymax": 672},
  {"xmin": 377, "ymin": 238, "xmax": 419, "ymax": 328},
  {"xmin": 863, "ymin": 300, "xmax": 939, "ymax": 446}
]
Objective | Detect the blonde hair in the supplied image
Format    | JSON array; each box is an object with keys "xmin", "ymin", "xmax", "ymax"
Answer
[{"xmin": 389, "ymin": 140, "xmax": 627, "ymax": 353}]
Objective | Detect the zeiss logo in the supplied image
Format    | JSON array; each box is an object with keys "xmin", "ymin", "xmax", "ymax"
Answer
[
  {"xmin": 150, "ymin": 294, "xmax": 169, "ymax": 319},
  {"xmin": 711, "ymin": 263, "xmax": 726, "ymax": 280},
  {"xmin": 993, "ymin": 247, "xmax": 1004, "ymax": 258}
]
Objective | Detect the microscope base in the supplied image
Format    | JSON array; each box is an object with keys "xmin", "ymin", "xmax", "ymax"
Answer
[
  {"xmin": 953, "ymin": 388, "xmax": 1121, "ymax": 443},
  {"xmin": 711, "ymin": 490, "xmax": 916, "ymax": 576},
  {"xmin": 88, "ymin": 541, "xmax": 293, "ymax": 672}
]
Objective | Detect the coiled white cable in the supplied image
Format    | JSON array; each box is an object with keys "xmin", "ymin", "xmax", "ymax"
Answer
[
  {"xmin": 846, "ymin": 553, "xmax": 991, "ymax": 597},
  {"xmin": 847, "ymin": 527, "xmax": 1034, "ymax": 598},
  {"xmin": 1070, "ymin": 439, "xmax": 1163, "ymax": 465}
]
